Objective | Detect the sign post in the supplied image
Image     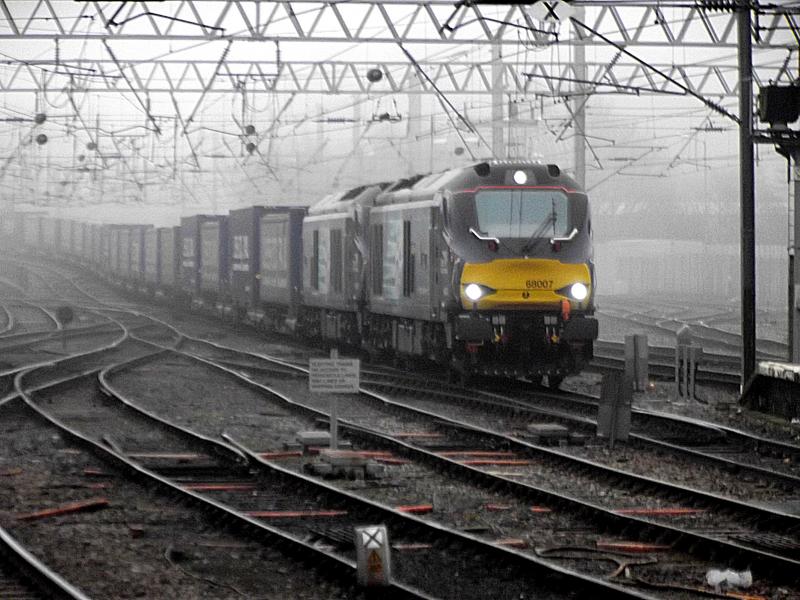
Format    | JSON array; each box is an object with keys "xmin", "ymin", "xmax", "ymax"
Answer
[{"xmin": 308, "ymin": 349, "xmax": 360, "ymax": 450}]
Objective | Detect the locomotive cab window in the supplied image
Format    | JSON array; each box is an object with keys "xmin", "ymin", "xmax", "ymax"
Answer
[{"xmin": 474, "ymin": 190, "xmax": 571, "ymax": 239}]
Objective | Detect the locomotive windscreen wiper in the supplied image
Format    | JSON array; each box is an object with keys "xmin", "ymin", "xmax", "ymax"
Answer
[
  {"xmin": 521, "ymin": 199, "xmax": 567, "ymax": 254},
  {"xmin": 520, "ymin": 211, "xmax": 557, "ymax": 254}
]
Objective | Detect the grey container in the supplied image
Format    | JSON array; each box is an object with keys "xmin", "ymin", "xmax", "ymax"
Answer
[
  {"xmin": 118, "ymin": 227, "xmax": 131, "ymax": 277},
  {"xmin": 23, "ymin": 214, "xmax": 42, "ymax": 246},
  {"xmin": 129, "ymin": 225, "xmax": 151, "ymax": 282},
  {"xmin": 158, "ymin": 226, "xmax": 181, "ymax": 289},
  {"xmin": 144, "ymin": 228, "xmax": 159, "ymax": 284},
  {"xmin": 42, "ymin": 217, "xmax": 59, "ymax": 250}
]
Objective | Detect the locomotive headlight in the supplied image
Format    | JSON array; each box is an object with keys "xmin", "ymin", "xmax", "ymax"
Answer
[
  {"xmin": 570, "ymin": 283, "xmax": 588, "ymax": 301},
  {"xmin": 465, "ymin": 283, "xmax": 484, "ymax": 301}
]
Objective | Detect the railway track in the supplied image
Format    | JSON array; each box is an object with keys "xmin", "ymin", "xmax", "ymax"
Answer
[
  {"xmin": 9, "ymin": 256, "xmax": 800, "ymax": 597},
  {"xmin": 20, "ymin": 341, "xmax": 648, "ymax": 599},
  {"xmin": 0, "ymin": 520, "xmax": 87, "ymax": 599},
  {"xmin": 102, "ymin": 332, "xmax": 799, "ymax": 597},
  {"xmin": 362, "ymin": 367, "xmax": 800, "ymax": 501},
  {"xmin": 0, "ymin": 302, "xmax": 61, "ymax": 337},
  {"xmin": 594, "ymin": 299, "xmax": 789, "ymax": 386},
  {"xmin": 3, "ymin": 319, "xmax": 419, "ymax": 599},
  {"xmin": 447, "ymin": 379, "xmax": 800, "ymax": 489}
]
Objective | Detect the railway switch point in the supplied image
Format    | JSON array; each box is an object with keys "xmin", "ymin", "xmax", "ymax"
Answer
[
  {"xmin": 526, "ymin": 423, "xmax": 569, "ymax": 445},
  {"xmin": 306, "ymin": 449, "xmax": 385, "ymax": 479},
  {"xmin": 319, "ymin": 449, "xmax": 368, "ymax": 468},
  {"xmin": 295, "ymin": 431, "xmax": 332, "ymax": 452}
]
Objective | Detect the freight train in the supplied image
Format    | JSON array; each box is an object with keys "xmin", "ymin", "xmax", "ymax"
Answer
[{"xmin": 8, "ymin": 160, "xmax": 598, "ymax": 387}]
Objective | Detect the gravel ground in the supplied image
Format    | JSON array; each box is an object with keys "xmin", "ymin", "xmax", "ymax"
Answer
[
  {"xmin": 109, "ymin": 353, "xmax": 797, "ymax": 599},
  {"xmin": 0, "ymin": 398, "xmax": 357, "ymax": 600},
  {"xmin": 95, "ymin": 360, "xmax": 600, "ymax": 598},
  {"xmin": 9, "ymin": 262, "xmax": 800, "ymax": 598},
  {"xmin": 562, "ymin": 373, "xmax": 800, "ymax": 446}
]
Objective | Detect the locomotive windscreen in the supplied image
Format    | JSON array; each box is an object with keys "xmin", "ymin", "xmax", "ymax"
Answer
[{"xmin": 474, "ymin": 190, "xmax": 570, "ymax": 239}]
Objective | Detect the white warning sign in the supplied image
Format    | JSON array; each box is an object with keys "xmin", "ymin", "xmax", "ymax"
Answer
[
  {"xmin": 354, "ymin": 524, "xmax": 391, "ymax": 587},
  {"xmin": 309, "ymin": 358, "xmax": 360, "ymax": 394}
]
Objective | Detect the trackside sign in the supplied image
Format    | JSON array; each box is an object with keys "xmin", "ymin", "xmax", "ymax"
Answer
[{"xmin": 309, "ymin": 358, "xmax": 360, "ymax": 393}]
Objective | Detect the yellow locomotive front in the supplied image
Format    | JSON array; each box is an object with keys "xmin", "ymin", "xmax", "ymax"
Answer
[{"xmin": 443, "ymin": 162, "xmax": 597, "ymax": 387}]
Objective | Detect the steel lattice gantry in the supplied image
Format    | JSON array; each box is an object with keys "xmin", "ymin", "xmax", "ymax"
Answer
[
  {"xmin": 0, "ymin": 58, "xmax": 770, "ymax": 96},
  {"xmin": 0, "ymin": 0, "xmax": 797, "ymax": 46},
  {"xmin": 0, "ymin": 1, "xmax": 797, "ymax": 97}
]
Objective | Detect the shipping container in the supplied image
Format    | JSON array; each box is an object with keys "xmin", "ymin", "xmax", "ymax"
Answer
[
  {"xmin": 144, "ymin": 228, "xmax": 159, "ymax": 285},
  {"xmin": 57, "ymin": 219, "xmax": 71, "ymax": 253},
  {"xmin": 108, "ymin": 225, "xmax": 131, "ymax": 275},
  {"xmin": 0, "ymin": 211, "xmax": 15, "ymax": 239},
  {"xmin": 109, "ymin": 228, "xmax": 120, "ymax": 274},
  {"xmin": 5, "ymin": 212, "xmax": 27, "ymax": 244},
  {"xmin": 22, "ymin": 213, "xmax": 42, "ymax": 246},
  {"xmin": 118, "ymin": 227, "xmax": 131, "ymax": 277},
  {"xmin": 158, "ymin": 226, "xmax": 181, "ymax": 289},
  {"xmin": 78, "ymin": 222, "xmax": 89, "ymax": 260},
  {"xmin": 129, "ymin": 225, "xmax": 151, "ymax": 282},
  {"xmin": 99, "ymin": 225, "xmax": 113, "ymax": 270},
  {"xmin": 71, "ymin": 221, "xmax": 83, "ymax": 257},
  {"xmin": 199, "ymin": 218, "xmax": 229, "ymax": 299},
  {"xmin": 42, "ymin": 217, "xmax": 59, "ymax": 250},
  {"xmin": 260, "ymin": 208, "xmax": 305, "ymax": 308},
  {"xmin": 180, "ymin": 215, "xmax": 224, "ymax": 295},
  {"xmin": 89, "ymin": 224, "xmax": 101, "ymax": 266},
  {"xmin": 228, "ymin": 206, "xmax": 267, "ymax": 308}
]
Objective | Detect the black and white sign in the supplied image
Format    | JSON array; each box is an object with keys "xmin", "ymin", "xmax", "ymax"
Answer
[{"xmin": 309, "ymin": 358, "xmax": 360, "ymax": 393}]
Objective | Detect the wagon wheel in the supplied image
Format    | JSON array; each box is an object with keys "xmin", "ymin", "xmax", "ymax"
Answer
[
  {"xmin": 527, "ymin": 374, "xmax": 544, "ymax": 387},
  {"xmin": 447, "ymin": 359, "xmax": 471, "ymax": 387}
]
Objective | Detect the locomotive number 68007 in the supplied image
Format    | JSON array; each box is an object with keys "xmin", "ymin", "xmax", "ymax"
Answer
[{"xmin": 525, "ymin": 279, "xmax": 553, "ymax": 290}]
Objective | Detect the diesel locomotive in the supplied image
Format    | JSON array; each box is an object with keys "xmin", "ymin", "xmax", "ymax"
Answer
[{"xmin": 14, "ymin": 159, "xmax": 598, "ymax": 386}]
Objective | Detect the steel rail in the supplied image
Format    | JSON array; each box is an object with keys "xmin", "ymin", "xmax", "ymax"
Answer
[
  {"xmin": 0, "ymin": 302, "xmax": 429, "ymax": 599},
  {"xmin": 155, "ymin": 337, "xmax": 800, "ymax": 582},
  {"xmin": 486, "ymin": 380, "xmax": 800, "ymax": 475},
  {"xmin": 11, "ymin": 373, "xmax": 427, "ymax": 600},
  {"xmin": 0, "ymin": 520, "xmax": 91, "ymax": 600},
  {"xmin": 99, "ymin": 340, "xmax": 657, "ymax": 599},
  {"xmin": 394, "ymin": 381, "xmax": 800, "ymax": 490},
  {"xmin": 0, "ymin": 321, "xmax": 120, "ymax": 350},
  {"xmin": 0, "ymin": 304, "xmax": 14, "ymax": 335}
]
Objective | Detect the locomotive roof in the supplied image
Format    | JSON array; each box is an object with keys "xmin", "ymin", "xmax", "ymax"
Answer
[
  {"xmin": 307, "ymin": 160, "xmax": 582, "ymax": 214},
  {"xmin": 373, "ymin": 160, "xmax": 581, "ymax": 206},
  {"xmin": 307, "ymin": 184, "xmax": 385, "ymax": 216}
]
